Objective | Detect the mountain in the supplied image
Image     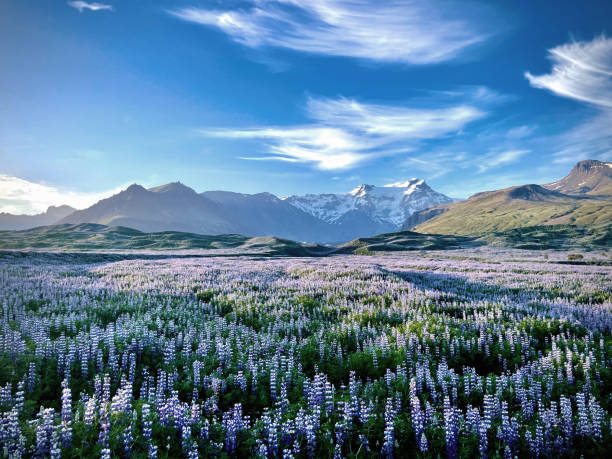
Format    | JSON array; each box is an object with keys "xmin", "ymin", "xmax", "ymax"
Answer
[
  {"xmin": 58, "ymin": 182, "xmax": 236, "ymax": 234},
  {"xmin": 284, "ymin": 178, "xmax": 453, "ymax": 239},
  {"xmin": 52, "ymin": 179, "xmax": 450, "ymax": 242},
  {"xmin": 57, "ymin": 182, "xmax": 341, "ymax": 241},
  {"xmin": 544, "ymin": 159, "xmax": 612, "ymax": 196},
  {"xmin": 413, "ymin": 164, "xmax": 612, "ymax": 235},
  {"xmin": 402, "ymin": 207, "xmax": 450, "ymax": 231},
  {"xmin": 0, "ymin": 205, "xmax": 76, "ymax": 230},
  {"xmin": 0, "ymin": 223, "xmax": 333, "ymax": 256},
  {"xmin": 200, "ymin": 190, "xmax": 340, "ymax": 242}
]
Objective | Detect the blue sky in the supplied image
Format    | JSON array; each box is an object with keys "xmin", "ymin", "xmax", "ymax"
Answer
[{"xmin": 1, "ymin": 0, "xmax": 611, "ymax": 213}]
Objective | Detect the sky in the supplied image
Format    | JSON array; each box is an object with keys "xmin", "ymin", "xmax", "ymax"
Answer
[{"xmin": 1, "ymin": 0, "xmax": 611, "ymax": 214}]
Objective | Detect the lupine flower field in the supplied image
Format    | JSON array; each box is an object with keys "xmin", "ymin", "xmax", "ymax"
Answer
[{"xmin": 0, "ymin": 251, "xmax": 611, "ymax": 458}]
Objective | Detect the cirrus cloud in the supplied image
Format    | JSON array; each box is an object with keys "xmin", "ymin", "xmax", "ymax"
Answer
[
  {"xmin": 68, "ymin": 1, "xmax": 113, "ymax": 13},
  {"xmin": 170, "ymin": 0, "xmax": 492, "ymax": 64},
  {"xmin": 202, "ymin": 96, "xmax": 486, "ymax": 170},
  {"xmin": 526, "ymin": 35, "xmax": 612, "ymax": 164},
  {"xmin": 525, "ymin": 35, "xmax": 612, "ymax": 108}
]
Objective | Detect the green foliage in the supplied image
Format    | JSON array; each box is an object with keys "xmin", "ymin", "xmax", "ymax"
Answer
[{"xmin": 196, "ymin": 289, "xmax": 216, "ymax": 303}]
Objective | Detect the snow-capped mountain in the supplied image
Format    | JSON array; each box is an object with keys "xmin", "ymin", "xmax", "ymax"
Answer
[
  {"xmin": 4, "ymin": 179, "xmax": 451, "ymax": 243},
  {"xmin": 284, "ymin": 178, "xmax": 453, "ymax": 234}
]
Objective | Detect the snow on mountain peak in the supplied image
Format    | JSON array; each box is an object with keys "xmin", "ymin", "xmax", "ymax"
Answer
[
  {"xmin": 383, "ymin": 178, "xmax": 423, "ymax": 188},
  {"xmin": 349, "ymin": 184, "xmax": 374, "ymax": 197},
  {"xmin": 285, "ymin": 178, "xmax": 452, "ymax": 227}
]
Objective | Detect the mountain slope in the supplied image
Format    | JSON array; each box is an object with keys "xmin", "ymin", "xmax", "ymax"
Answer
[
  {"xmin": 401, "ymin": 207, "xmax": 449, "ymax": 231},
  {"xmin": 58, "ymin": 183, "xmax": 235, "ymax": 234},
  {"xmin": 52, "ymin": 180, "xmax": 451, "ymax": 243},
  {"xmin": 544, "ymin": 159, "xmax": 612, "ymax": 196},
  {"xmin": 0, "ymin": 205, "xmax": 76, "ymax": 230},
  {"xmin": 414, "ymin": 184, "xmax": 611, "ymax": 235},
  {"xmin": 201, "ymin": 191, "xmax": 340, "ymax": 241},
  {"xmin": 57, "ymin": 183, "xmax": 341, "ymax": 241},
  {"xmin": 285, "ymin": 178, "xmax": 452, "ymax": 239},
  {"xmin": 410, "ymin": 160, "xmax": 612, "ymax": 235}
]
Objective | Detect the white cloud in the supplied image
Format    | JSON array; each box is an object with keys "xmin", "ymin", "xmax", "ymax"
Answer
[
  {"xmin": 476, "ymin": 149, "xmax": 530, "ymax": 172},
  {"xmin": 527, "ymin": 36, "xmax": 612, "ymax": 164},
  {"xmin": 68, "ymin": 1, "xmax": 113, "ymax": 13},
  {"xmin": 525, "ymin": 35, "xmax": 612, "ymax": 107},
  {"xmin": 170, "ymin": 0, "xmax": 490, "ymax": 64},
  {"xmin": 305, "ymin": 98, "xmax": 483, "ymax": 138},
  {"xmin": 401, "ymin": 147, "xmax": 530, "ymax": 177},
  {"xmin": 505, "ymin": 125, "xmax": 535, "ymax": 139},
  {"xmin": 0, "ymin": 175, "xmax": 125, "ymax": 215},
  {"xmin": 204, "ymin": 96, "xmax": 485, "ymax": 170}
]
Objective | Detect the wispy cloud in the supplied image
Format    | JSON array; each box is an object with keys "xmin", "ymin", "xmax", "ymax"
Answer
[
  {"xmin": 551, "ymin": 110, "xmax": 612, "ymax": 164},
  {"xmin": 527, "ymin": 35, "xmax": 612, "ymax": 163},
  {"xmin": 402, "ymin": 147, "xmax": 530, "ymax": 177},
  {"xmin": 203, "ymin": 96, "xmax": 485, "ymax": 170},
  {"xmin": 476, "ymin": 149, "xmax": 530, "ymax": 172},
  {"xmin": 525, "ymin": 35, "xmax": 612, "ymax": 108},
  {"xmin": 68, "ymin": 1, "xmax": 113, "ymax": 13},
  {"xmin": 0, "ymin": 175, "xmax": 124, "ymax": 215},
  {"xmin": 170, "ymin": 0, "xmax": 491, "ymax": 64}
]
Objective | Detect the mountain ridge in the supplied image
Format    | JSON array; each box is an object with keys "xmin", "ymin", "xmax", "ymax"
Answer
[
  {"xmin": 284, "ymin": 178, "xmax": 453, "ymax": 234},
  {"xmin": 413, "ymin": 162, "xmax": 612, "ymax": 235},
  {"xmin": 2, "ymin": 177, "xmax": 451, "ymax": 242},
  {"xmin": 2, "ymin": 160, "xmax": 610, "ymax": 242},
  {"xmin": 544, "ymin": 159, "xmax": 612, "ymax": 196}
]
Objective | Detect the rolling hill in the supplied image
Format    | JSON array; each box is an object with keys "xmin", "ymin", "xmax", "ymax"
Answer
[
  {"xmin": 0, "ymin": 223, "xmax": 334, "ymax": 256},
  {"xmin": 411, "ymin": 160, "xmax": 612, "ymax": 235},
  {"xmin": 335, "ymin": 231, "xmax": 480, "ymax": 254}
]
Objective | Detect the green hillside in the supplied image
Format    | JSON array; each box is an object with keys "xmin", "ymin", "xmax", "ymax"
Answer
[
  {"xmin": 414, "ymin": 185, "xmax": 612, "ymax": 235},
  {"xmin": 0, "ymin": 224, "xmax": 333, "ymax": 257},
  {"xmin": 335, "ymin": 230, "xmax": 482, "ymax": 254}
]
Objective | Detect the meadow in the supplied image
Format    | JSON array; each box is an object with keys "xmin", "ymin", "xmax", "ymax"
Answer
[{"xmin": 0, "ymin": 250, "xmax": 610, "ymax": 458}]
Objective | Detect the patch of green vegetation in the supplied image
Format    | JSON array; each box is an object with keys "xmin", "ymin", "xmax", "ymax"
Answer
[{"xmin": 196, "ymin": 289, "xmax": 216, "ymax": 303}]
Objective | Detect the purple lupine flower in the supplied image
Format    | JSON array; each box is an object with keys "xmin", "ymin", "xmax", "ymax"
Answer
[
  {"xmin": 589, "ymin": 397, "xmax": 604, "ymax": 440},
  {"xmin": 382, "ymin": 397, "xmax": 395, "ymax": 458},
  {"xmin": 27, "ymin": 362, "xmax": 37, "ymax": 392},
  {"xmin": 479, "ymin": 417, "xmax": 489, "ymax": 459},
  {"xmin": 50, "ymin": 428, "xmax": 61, "ymax": 459},
  {"xmin": 576, "ymin": 392, "xmax": 590, "ymax": 437},
  {"xmin": 410, "ymin": 378, "xmax": 426, "ymax": 452},
  {"xmin": 443, "ymin": 396, "xmax": 458, "ymax": 459},
  {"xmin": 305, "ymin": 414, "xmax": 316, "ymax": 458},
  {"xmin": 419, "ymin": 433, "xmax": 429, "ymax": 453},
  {"xmin": 123, "ymin": 412, "xmax": 135, "ymax": 454},
  {"xmin": 61, "ymin": 379, "xmax": 72, "ymax": 448}
]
